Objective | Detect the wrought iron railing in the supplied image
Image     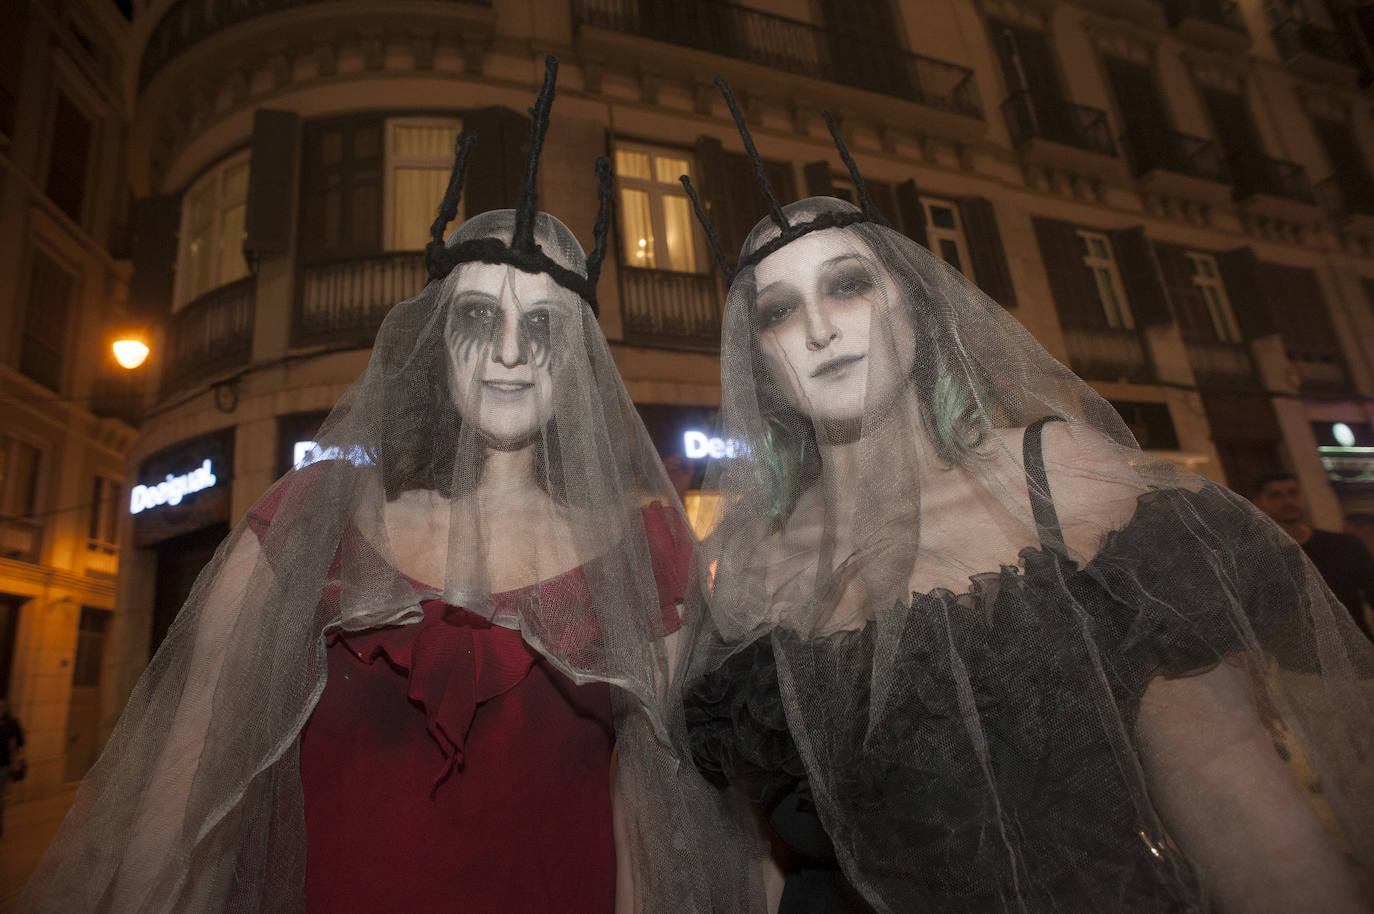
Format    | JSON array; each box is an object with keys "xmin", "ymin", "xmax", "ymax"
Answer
[
  {"xmin": 1287, "ymin": 348, "xmax": 1350, "ymax": 392},
  {"xmin": 140, "ymin": 0, "xmax": 493, "ymax": 89},
  {"xmin": 620, "ymin": 268, "xmax": 723, "ymax": 351},
  {"xmin": 164, "ymin": 277, "xmax": 256, "ymax": 392},
  {"xmin": 1315, "ymin": 175, "xmax": 1374, "ymax": 221},
  {"xmin": 0, "ymin": 517, "xmax": 42, "ymax": 564},
  {"xmin": 1229, "ymin": 152, "xmax": 1314, "ymax": 204},
  {"xmin": 1271, "ymin": 17, "xmax": 1352, "ymax": 66},
  {"xmin": 1184, "ymin": 339, "xmax": 1255, "ymax": 386},
  {"xmin": 1002, "ymin": 91, "xmax": 1117, "ymax": 158},
  {"xmin": 1061, "ymin": 327, "xmax": 1151, "ymax": 383},
  {"xmin": 294, "ymin": 252, "xmax": 427, "ymax": 348},
  {"xmin": 1122, "ymin": 127, "xmax": 1229, "ymax": 184},
  {"xmin": 1160, "ymin": 0, "xmax": 1247, "ymax": 34},
  {"xmin": 572, "ymin": 0, "xmax": 981, "ymax": 117}
]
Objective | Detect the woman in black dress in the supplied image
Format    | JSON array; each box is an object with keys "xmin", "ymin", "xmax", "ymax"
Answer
[{"xmin": 682, "ymin": 190, "xmax": 1374, "ymax": 913}]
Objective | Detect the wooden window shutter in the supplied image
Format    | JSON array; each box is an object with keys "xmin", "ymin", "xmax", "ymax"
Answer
[
  {"xmin": 1215, "ymin": 247, "xmax": 1277, "ymax": 338},
  {"xmin": 298, "ymin": 113, "xmax": 384, "ymax": 264},
  {"xmin": 1262, "ymin": 262, "xmax": 1344, "ymax": 363},
  {"xmin": 958, "ymin": 197, "xmax": 1016, "ymax": 308},
  {"xmin": 462, "ymin": 107, "xmax": 531, "ymax": 216},
  {"xmin": 20, "ymin": 249, "xmax": 74, "ymax": 390},
  {"xmin": 1153, "ymin": 241, "xmax": 1212, "ymax": 340},
  {"xmin": 1032, "ymin": 217, "xmax": 1102, "ymax": 328},
  {"xmin": 244, "ymin": 109, "xmax": 300, "ymax": 263},
  {"xmin": 894, "ymin": 180, "xmax": 929, "ymax": 248},
  {"xmin": 128, "ymin": 193, "xmax": 182, "ymax": 318},
  {"xmin": 803, "ymin": 161, "xmax": 834, "ymax": 198},
  {"xmin": 1109, "ymin": 227, "xmax": 1171, "ymax": 327}
]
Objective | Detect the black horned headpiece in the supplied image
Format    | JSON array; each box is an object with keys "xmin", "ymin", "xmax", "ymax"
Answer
[
  {"xmin": 425, "ymin": 56, "xmax": 613, "ymax": 315},
  {"xmin": 680, "ymin": 76, "xmax": 884, "ymax": 284}
]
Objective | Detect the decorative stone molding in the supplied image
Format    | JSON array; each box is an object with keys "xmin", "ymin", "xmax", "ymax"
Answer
[
  {"xmin": 1081, "ymin": 17, "xmax": 1157, "ymax": 65},
  {"xmin": 1294, "ymin": 83, "xmax": 1352, "ymax": 123},
  {"xmin": 975, "ymin": 0, "xmax": 1053, "ymax": 30},
  {"xmin": 1181, "ymin": 48, "xmax": 1246, "ymax": 94}
]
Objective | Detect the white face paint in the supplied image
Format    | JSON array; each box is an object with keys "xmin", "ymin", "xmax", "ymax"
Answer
[
  {"xmin": 444, "ymin": 261, "xmax": 576, "ymax": 448},
  {"xmin": 752, "ymin": 228, "xmax": 917, "ymax": 427}
]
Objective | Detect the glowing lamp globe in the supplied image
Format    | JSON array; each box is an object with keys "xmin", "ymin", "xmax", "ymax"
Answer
[{"xmin": 113, "ymin": 338, "xmax": 150, "ymax": 370}]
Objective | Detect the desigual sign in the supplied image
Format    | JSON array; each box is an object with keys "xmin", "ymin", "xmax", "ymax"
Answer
[{"xmin": 130, "ymin": 459, "xmax": 218, "ymax": 515}]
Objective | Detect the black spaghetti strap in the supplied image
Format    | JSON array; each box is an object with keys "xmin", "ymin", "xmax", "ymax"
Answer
[{"xmin": 1024, "ymin": 417, "xmax": 1068, "ymax": 558}]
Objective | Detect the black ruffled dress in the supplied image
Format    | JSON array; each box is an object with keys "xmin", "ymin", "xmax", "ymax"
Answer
[{"xmin": 685, "ymin": 420, "xmax": 1314, "ymax": 913}]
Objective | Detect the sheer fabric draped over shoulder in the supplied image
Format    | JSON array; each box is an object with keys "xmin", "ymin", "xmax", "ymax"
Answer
[
  {"xmin": 683, "ymin": 197, "xmax": 1374, "ymax": 913},
  {"xmin": 22, "ymin": 210, "xmax": 759, "ymax": 914}
]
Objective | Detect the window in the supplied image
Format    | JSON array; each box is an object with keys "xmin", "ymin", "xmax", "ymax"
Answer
[
  {"xmin": 922, "ymin": 198, "xmax": 971, "ymax": 275},
  {"xmin": 0, "ymin": 435, "xmax": 40, "ymax": 522},
  {"xmin": 1185, "ymin": 252, "xmax": 1242, "ymax": 343},
  {"xmin": 176, "ymin": 152, "xmax": 250, "ymax": 308},
  {"xmin": 46, "ymin": 90, "xmax": 92, "ymax": 223},
  {"xmin": 385, "ymin": 118, "xmax": 462, "ymax": 251},
  {"xmin": 20, "ymin": 248, "xmax": 74, "ymax": 390},
  {"xmin": 614, "ymin": 144, "xmax": 701, "ymax": 273},
  {"xmin": 1075, "ymin": 230, "xmax": 1133, "ymax": 329},
  {"xmin": 89, "ymin": 476, "xmax": 120, "ymax": 547}
]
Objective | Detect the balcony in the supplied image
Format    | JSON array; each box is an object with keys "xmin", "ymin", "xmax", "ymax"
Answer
[
  {"xmin": 294, "ymin": 252, "xmax": 427, "ymax": 348},
  {"xmin": 1230, "ymin": 153, "xmax": 1319, "ymax": 223},
  {"xmin": 573, "ymin": 0, "xmax": 984, "ymax": 143},
  {"xmin": 1122, "ymin": 127, "xmax": 1231, "ymax": 205},
  {"xmin": 1185, "ymin": 339, "xmax": 1255, "ymax": 387},
  {"xmin": 1002, "ymin": 92, "xmax": 1128, "ymax": 183},
  {"xmin": 163, "ymin": 277, "xmax": 255, "ymax": 394},
  {"xmin": 139, "ymin": 0, "xmax": 494, "ymax": 90},
  {"xmin": 1271, "ymin": 17, "xmax": 1359, "ymax": 84},
  {"xmin": 1287, "ymin": 349, "xmax": 1350, "ymax": 393},
  {"xmin": 619, "ymin": 268, "xmax": 723, "ymax": 352},
  {"xmin": 1316, "ymin": 175, "xmax": 1374, "ymax": 233},
  {"xmin": 1160, "ymin": 0, "xmax": 1250, "ymax": 52},
  {"xmin": 0, "ymin": 517, "xmax": 41, "ymax": 563},
  {"xmin": 1062, "ymin": 327, "xmax": 1151, "ymax": 384}
]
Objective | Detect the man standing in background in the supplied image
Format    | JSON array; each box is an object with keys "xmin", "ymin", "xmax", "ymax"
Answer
[{"xmin": 1254, "ymin": 471, "xmax": 1374, "ymax": 642}]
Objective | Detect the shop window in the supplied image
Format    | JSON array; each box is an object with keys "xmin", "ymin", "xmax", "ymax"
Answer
[
  {"xmin": 1076, "ymin": 230, "xmax": 1134, "ymax": 329},
  {"xmin": 385, "ymin": 118, "xmax": 462, "ymax": 252},
  {"xmin": 614, "ymin": 143, "xmax": 702, "ymax": 273},
  {"xmin": 0, "ymin": 594, "xmax": 19, "ymax": 699},
  {"xmin": 175, "ymin": 151, "xmax": 251, "ymax": 308},
  {"xmin": 19, "ymin": 247, "xmax": 74, "ymax": 390},
  {"xmin": 45, "ymin": 90, "xmax": 92, "ymax": 223},
  {"xmin": 922, "ymin": 197, "xmax": 972, "ymax": 275},
  {"xmin": 1185, "ymin": 252, "xmax": 1242, "ymax": 343}
]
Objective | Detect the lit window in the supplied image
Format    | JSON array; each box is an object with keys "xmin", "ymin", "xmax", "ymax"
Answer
[
  {"xmin": 385, "ymin": 118, "xmax": 462, "ymax": 251},
  {"xmin": 1185, "ymin": 251, "xmax": 1242, "ymax": 343},
  {"xmin": 176, "ymin": 151, "xmax": 251, "ymax": 309},
  {"xmin": 614, "ymin": 143, "xmax": 701, "ymax": 273},
  {"xmin": 922, "ymin": 198, "xmax": 971, "ymax": 275},
  {"xmin": 1076, "ymin": 230, "xmax": 1134, "ymax": 329}
]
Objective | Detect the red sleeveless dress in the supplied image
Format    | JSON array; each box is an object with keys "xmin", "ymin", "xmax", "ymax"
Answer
[{"xmin": 248, "ymin": 491, "xmax": 689, "ymax": 913}]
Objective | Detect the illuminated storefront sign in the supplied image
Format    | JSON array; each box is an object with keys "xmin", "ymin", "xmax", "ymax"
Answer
[
  {"xmin": 293, "ymin": 440, "xmax": 373, "ymax": 468},
  {"xmin": 130, "ymin": 459, "xmax": 218, "ymax": 515},
  {"xmin": 1314, "ymin": 421, "xmax": 1374, "ymax": 484},
  {"xmin": 683, "ymin": 430, "xmax": 746, "ymax": 460}
]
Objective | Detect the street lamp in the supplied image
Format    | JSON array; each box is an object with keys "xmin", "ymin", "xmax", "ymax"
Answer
[{"xmin": 112, "ymin": 337, "xmax": 150, "ymax": 369}]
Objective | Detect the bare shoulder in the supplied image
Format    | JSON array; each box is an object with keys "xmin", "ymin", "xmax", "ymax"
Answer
[{"xmin": 1015, "ymin": 420, "xmax": 1146, "ymax": 556}]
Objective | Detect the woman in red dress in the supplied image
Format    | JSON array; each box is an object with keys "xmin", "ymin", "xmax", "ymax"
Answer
[{"xmin": 22, "ymin": 60, "xmax": 739, "ymax": 914}]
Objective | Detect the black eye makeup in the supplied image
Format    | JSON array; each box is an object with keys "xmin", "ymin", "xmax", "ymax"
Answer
[
  {"xmin": 447, "ymin": 296, "xmax": 561, "ymax": 369},
  {"xmin": 755, "ymin": 292, "xmax": 800, "ymax": 330}
]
